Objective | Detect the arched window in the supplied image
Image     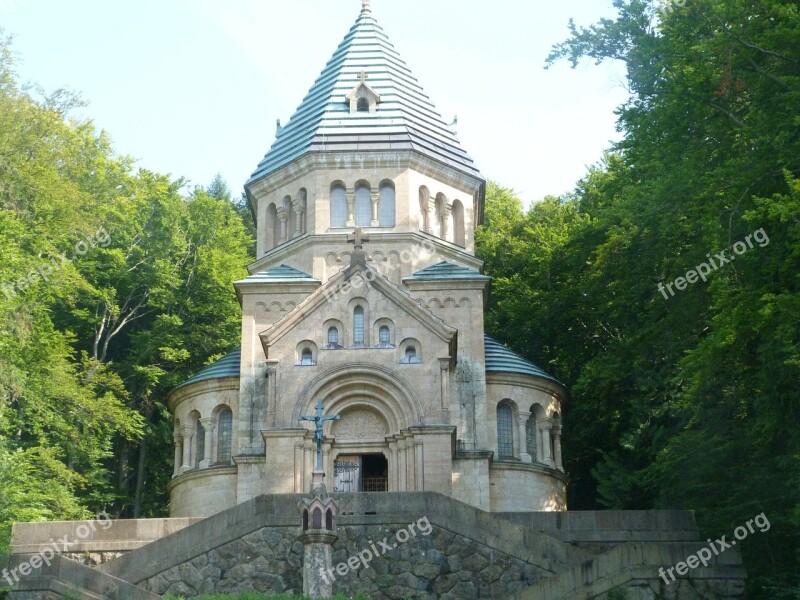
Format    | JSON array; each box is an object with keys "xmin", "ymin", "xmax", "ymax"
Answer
[
  {"xmin": 403, "ymin": 346, "xmax": 422, "ymax": 363},
  {"xmin": 355, "ymin": 184, "xmax": 372, "ymax": 227},
  {"xmin": 267, "ymin": 203, "xmax": 280, "ymax": 249},
  {"xmin": 357, "ymin": 98, "xmax": 369, "ymax": 112},
  {"xmin": 303, "ymin": 509, "xmax": 309, "ymax": 531},
  {"xmin": 325, "ymin": 509, "xmax": 334, "ymax": 530},
  {"xmin": 313, "ymin": 508, "xmax": 322, "ymax": 529},
  {"xmin": 452, "ymin": 200, "xmax": 465, "ymax": 246},
  {"xmin": 196, "ymin": 420, "xmax": 206, "ymax": 466},
  {"xmin": 301, "ymin": 348, "xmax": 314, "ymax": 365},
  {"xmin": 327, "ymin": 327, "xmax": 340, "ymax": 348},
  {"xmin": 379, "ymin": 326, "xmax": 391, "ymax": 348},
  {"xmin": 217, "ymin": 409, "xmax": 233, "ymax": 464},
  {"xmin": 378, "ymin": 181, "xmax": 396, "ymax": 227},
  {"xmin": 330, "ymin": 184, "xmax": 347, "ymax": 228},
  {"xmin": 526, "ymin": 414, "xmax": 537, "ymax": 461},
  {"xmin": 353, "ymin": 306, "xmax": 365, "ymax": 346},
  {"xmin": 497, "ymin": 403, "xmax": 514, "ymax": 458}
]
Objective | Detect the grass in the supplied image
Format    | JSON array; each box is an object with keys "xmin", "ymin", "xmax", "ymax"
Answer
[{"xmin": 164, "ymin": 594, "xmax": 369, "ymax": 600}]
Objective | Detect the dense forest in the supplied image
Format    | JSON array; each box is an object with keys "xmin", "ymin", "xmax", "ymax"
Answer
[
  {"xmin": 477, "ymin": 1, "xmax": 799, "ymax": 597},
  {"xmin": 0, "ymin": 0, "xmax": 798, "ymax": 598}
]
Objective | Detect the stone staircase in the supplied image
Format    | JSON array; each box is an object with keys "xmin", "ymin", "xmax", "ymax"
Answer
[{"xmin": 4, "ymin": 494, "xmax": 747, "ymax": 599}]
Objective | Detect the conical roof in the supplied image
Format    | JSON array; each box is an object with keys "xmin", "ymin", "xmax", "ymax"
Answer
[{"xmin": 247, "ymin": 5, "xmax": 481, "ymax": 185}]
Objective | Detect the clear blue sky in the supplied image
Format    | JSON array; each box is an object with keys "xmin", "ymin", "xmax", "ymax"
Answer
[{"xmin": 1, "ymin": 0, "xmax": 628, "ymax": 205}]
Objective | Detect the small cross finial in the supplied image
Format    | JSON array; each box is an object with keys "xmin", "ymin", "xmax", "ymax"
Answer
[
  {"xmin": 361, "ymin": 0, "xmax": 371, "ymax": 14},
  {"xmin": 359, "ymin": 70, "xmax": 369, "ymax": 84}
]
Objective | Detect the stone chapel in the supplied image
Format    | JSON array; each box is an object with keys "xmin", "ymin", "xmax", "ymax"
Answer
[{"xmin": 167, "ymin": 0, "xmax": 567, "ymax": 518}]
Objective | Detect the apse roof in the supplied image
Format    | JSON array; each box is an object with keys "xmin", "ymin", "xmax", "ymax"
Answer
[
  {"xmin": 181, "ymin": 348, "xmax": 242, "ymax": 388},
  {"xmin": 484, "ymin": 336, "xmax": 561, "ymax": 384},
  {"xmin": 247, "ymin": 4, "xmax": 481, "ymax": 185}
]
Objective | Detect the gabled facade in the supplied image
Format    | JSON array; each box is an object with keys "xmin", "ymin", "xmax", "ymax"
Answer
[{"xmin": 167, "ymin": 2, "xmax": 567, "ymax": 518}]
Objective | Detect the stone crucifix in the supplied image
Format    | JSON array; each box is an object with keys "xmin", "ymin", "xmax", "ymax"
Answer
[
  {"xmin": 347, "ymin": 227, "xmax": 370, "ymax": 251},
  {"xmin": 300, "ymin": 399, "xmax": 340, "ymax": 472}
]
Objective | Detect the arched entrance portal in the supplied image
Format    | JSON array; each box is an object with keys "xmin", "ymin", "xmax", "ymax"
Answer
[
  {"xmin": 332, "ymin": 408, "xmax": 390, "ymax": 492},
  {"xmin": 333, "ymin": 453, "xmax": 388, "ymax": 492}
]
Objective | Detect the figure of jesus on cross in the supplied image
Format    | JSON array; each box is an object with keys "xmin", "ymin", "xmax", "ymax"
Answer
[{"xmin": 301, "ymin": 399, "xmax": 340, "ymax": 472}]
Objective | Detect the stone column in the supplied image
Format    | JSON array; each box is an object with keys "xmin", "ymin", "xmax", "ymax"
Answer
[
  {"xmin": 538, "ymin": 418, "xmax": 554, "ymax": 467},
  {"xmin": 277, "ymin": 208, "xmax": 289, "ymax": 243},
  {"xmin": 441, "ymin": 205, "xmax": 452, "ymax": 242},
  {"xmin": 180, "ymin": 426, "xmax": 195, "ymax": 472},
  {"xmin": 346, "ymin": 187, "xmax": 355, "ymax": 227},
  {"xmin": 552, "ymin": 425, "xmax": 564, "ymax": 472},
  {"xmin": 438, "ymin": 358, "xmax": 451, "ymax": 422},
  {"xmin": 388, "ymin": 440, "xmax": 398, "ymax": 492},
  {"xmin": 425, "ymin": 200, "xmax": 434, "ymax": 234},
  {"xmin": 398, "ymin": 438, "xmax": 408, "ymax": 491},
  {"xmin": 266, "ymin": 361, "xmax": 278, "ymax": 427},
  {"xmin": 199, "ymin": 418, "xmax": 216, "ymax": 469},
  {"xmin": 173, "ymin": 433, "xmax": 182, "ymax": 478},
  {"xmin": 415, "ymin": 440, "xmax": 424, "ymax": 490},
  {"xmin": 371, "ymin": 189, "xmax": 380, "ymax": 227},
  {"xmin": 516, "ymin": 411, "xmax": 532, "ymax": 463},
  {"xmin": 406, "ymin": 438, "xmax": 416, "ymax": 491}
]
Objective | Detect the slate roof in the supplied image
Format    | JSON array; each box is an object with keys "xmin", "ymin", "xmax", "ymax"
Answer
[
  {"xmin": 247, "ymin": 6, "xmax": 481, "ymax": 185},
  {"xmin": 180, "ymin": 348, "xmax": 242, "ymax": 388},
  {"xmin": 405, "ymin": 261, "xmax": 491, "ymax": 282},
  {"xmin": 484, "ymin": 336, "xmax": 561, "ymax": 384}
]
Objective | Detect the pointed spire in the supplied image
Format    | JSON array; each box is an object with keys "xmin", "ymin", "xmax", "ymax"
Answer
[{"xmin": 361, "ymin": 0, "xmax": 371, "ymax": 15}]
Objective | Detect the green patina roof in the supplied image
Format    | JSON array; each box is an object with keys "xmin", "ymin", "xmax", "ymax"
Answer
[
  {"xmin": 247, "ymin": 6, "xmax": 481, "ymax": 185},
  {"xmin": 484, "ymin": 336, "xmax": 561, "ymax": 384},
  {"xmin": 181, "ymin": 348, "xmax": 242, "ymax": 388},
  {"xmin": 238, "ymin": 264, "xmax": 320, "ymax": 284},
  {"xmin": 405, "ymin": 261, "xmax": 491, "ymax": 282}
]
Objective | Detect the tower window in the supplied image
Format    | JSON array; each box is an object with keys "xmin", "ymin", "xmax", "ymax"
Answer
[
  {"xmin": 355, "ymin": 185, "xmax": 371, "ymax": 227},
  {"xmin": 353, "ymin": 306, "xmax": 365, "ymax": 346},
  {"xmin": 379, "ymin": 326, "xmax": 391, "ymax": 348},
  {"xmin": 357, "ymin": 98, "xmax": 369, "ymax": 112},
  {"xmin": 330, "ymin": 184, "xmax": 347, "ymax": 228}
]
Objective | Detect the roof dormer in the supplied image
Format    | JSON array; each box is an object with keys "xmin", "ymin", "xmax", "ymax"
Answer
[{"xmin": 346, "ymin": 71, "xmax": 381, "ymax": 114}]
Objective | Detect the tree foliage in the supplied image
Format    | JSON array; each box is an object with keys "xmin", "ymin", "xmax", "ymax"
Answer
[
  {"xmin": 0, "ymin": 32, "xmax": 252, "ymax": 550},
  {"xmin": 479, "ymin": 1, "xmax": 800, "ymax": 597}
]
